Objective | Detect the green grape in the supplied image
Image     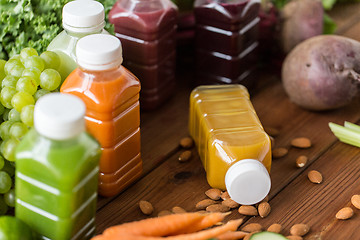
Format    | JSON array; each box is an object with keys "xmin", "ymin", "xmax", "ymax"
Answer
[
  {"xmin": 16, "ymin": 76, "xmax": 38, "ymax": 95},
  {"xmin": 22, "ymin": 67, "xmax": 41, "ymax": 85},
  {"xmin": 0, "ymin": 59, "xmax": 6, "ymax": 81},
  {"xmin": 2, "ymin": 138, "xmax": 19, "ymax": 162},
  {"xmin": 40, "ymin": 69, "xmax": 61, "ymax": 91},
  {"xmin": 8, "ymin": 109, "xmax": 21, "ymax": 122},
  {"xmin": 2, "ymin": 109, "xmax": 10, "ymax": 122},
  {"xmin": 20, "ymin": 105, "xmax": 35, "ymax": 127},
  {"xmin": 0, "ymin": 86, "xmax": 17, "ymax": 109},
  {"xmin": 9, "ymin": 55, "xmax": 21, "ymax": 61},
  {"xmin": 20, "ymin": 47, "xmax": 38, "ymax": 63},
  {"xmin": 11, "ymin": 91, "xmax": 35, "ymax": 113},
  {"xmin": 10, "ymin": 122, "xmax": 28, "ymax": 140},
  {"xmin": 24, "ymin": 56, "xmax": 45, "ymax": 72},
  {"xmin": 3, "ymin": 108, "xmax": 10, "ymax": 121},
  {"xmin": 0, "ymin": 121, "xmax": 14, "ymax": 140},
  {"xmin": 0, "ymin": 171, "xmax": 12, "ymax": 193},
  {"xmin": 34, "ymin": 89, "xmax": 50, "ymax": 102},
  {"xmin": 0, "ymin": 102, "xmax": 5, "ymax": 117},
  {"xmin": 40, "ymin": 51, "xmax": 61, "ymax": 70},
  {"xmin": 4, "ymin": 59, "xmax": 21, "ymax": 75},
  {"xmin": 2, "ymin": 75, "xmax": 18, "ymax": 88},
  {"xmin": 1, "ymin": 160, "xmax": 15, "ymax": 177},
  {"xmin": 0, "ymin": 155, "xmax": 4, "ymax": 170},
  {"xmin": 0, "ymin": 195, "xmax": 8, "ymax": 215},
  {"xmin": 9, "ymin": 64, "xmax": 25, "ymax": 78},
  {"xmin": 4, "ymin": 188, "xmax": 15, "ymax": 207}
]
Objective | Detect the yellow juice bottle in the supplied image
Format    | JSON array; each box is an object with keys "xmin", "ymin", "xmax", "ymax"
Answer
[{"xmin": 189, "ymin": 84, "xmax": 271, "ymax": 205}]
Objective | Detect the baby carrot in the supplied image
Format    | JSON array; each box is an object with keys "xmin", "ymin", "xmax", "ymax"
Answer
[
  {"xmin": 216, "ymin": 231, "xmax": 248, "ymax": 240},
  {"xmin": 171, "ymin": 212, "xmax": 230, "ymax": 235},
  {"xmin": 101, "ymin": 212, "xmax": 205, "ymax": 237},
  {"xmin": 164, "ymin": 219, "xmax": 243, "ymax": 240}
]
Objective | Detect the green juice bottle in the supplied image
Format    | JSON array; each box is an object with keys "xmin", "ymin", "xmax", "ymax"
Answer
[
  {"xmin": 15, "ymin": 93, "xmax": 101, "ymax": 240},
  {"xmin": 47, "ymin": 0, "xmax": 108, "ymax": 81}
]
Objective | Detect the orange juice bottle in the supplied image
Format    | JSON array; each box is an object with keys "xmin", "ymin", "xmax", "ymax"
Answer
[
  {"xmin": 189, "ymin": 84, "xmax": 271, "ymax": 205},
  {"xmin": 61, "ymin": 34, "xmax": 141, "ymax": 197}
]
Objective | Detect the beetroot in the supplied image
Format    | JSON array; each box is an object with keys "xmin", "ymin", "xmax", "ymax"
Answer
[
  {"xmin": 282, "ymin": 35, "xmax": 360, "ymax": 111},
  {"xmin": 280, "ymin": 0, "xmax": 324, "ymax": 53}
]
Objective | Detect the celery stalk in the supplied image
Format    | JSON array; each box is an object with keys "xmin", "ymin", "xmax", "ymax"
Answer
[{"xmin": 329, "ymin": 122, "xmax": 360, "ymax": 148}]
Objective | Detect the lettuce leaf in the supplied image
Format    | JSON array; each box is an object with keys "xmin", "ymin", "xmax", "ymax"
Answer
[{"xmin": 0, "ymin": 0, "xmax": 115, "ymax": 60}]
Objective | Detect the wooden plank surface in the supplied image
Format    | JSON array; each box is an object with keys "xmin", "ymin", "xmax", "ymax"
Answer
[{"xmin": 95, "ymin": 3, "xmax": 360, "ymax": 239}]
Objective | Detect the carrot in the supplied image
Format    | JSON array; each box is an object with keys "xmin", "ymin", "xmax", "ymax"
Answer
[
  {"xmin": 170, "ymin": 212, "xmax": 230, "ymax": 235},
  {"xmin": 216, "ymin": 231, "xmax": 248, "ymax": 240},
  {"xmin": 96, "ymin": 219, "xmax": 243, "ymax": 240},
  {"xmin": 100, "ymin": 212, "xmax": 205, "ymax": 237}
]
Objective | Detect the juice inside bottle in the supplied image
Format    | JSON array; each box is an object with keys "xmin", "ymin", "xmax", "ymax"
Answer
[
  {"xmin": 61, "ymin": 34, "xmax": 142, "ymax": 197},
  {"xmin": 109, "ymin": 0, "xmax": 178, "ymax": 110},
  {"xmin": 47, "ymin": 0, "xmax": 108, "ymax": 81},
  {"xmin": 189, "ymin": 84, "xmax": 271, "ymax": 205},
  {"xmin": 15, "ymin": 93, "xmax": 101, "ymax": 240},
  {"xmin": 194, "ymin": 0, "xmax": 260, "ymax": 89}
]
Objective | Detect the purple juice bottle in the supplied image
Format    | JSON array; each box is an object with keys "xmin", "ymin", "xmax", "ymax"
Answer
[
  {"xmin": 194, "ymin": 0, "xmax": 261, "ymax": 89},
  {"xmin": 109, "ymin": 0, "xmax": 178, "ymax": 111}
]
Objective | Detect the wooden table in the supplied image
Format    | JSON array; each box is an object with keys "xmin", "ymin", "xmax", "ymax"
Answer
[{"xmin": 95, "ymin": 3, "xmax": 360, "ymax": 239}]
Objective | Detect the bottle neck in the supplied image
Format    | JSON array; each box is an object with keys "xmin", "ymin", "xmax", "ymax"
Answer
[{"xmin": 63, "ymin": 21, "xmax": 105, "ymax": 36}]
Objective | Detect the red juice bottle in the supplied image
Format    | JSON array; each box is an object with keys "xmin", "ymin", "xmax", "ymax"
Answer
[
  {"xmin": 194, "ymin": 0, "xmax": 261, "ymax": 89},
  {"xmin": 109, "ymin": 0, "xmax": 178, "ymax": 110}
]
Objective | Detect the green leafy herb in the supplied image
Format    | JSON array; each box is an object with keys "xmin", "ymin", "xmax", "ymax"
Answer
[{"xmin": 0, "ymin": 0, "xmax": 116, "ymax": 60}]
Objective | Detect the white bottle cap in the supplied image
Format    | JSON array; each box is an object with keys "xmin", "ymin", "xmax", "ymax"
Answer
[
  {"xmin": 76, "ymin": 34, "xmax": 123, "ymax": 70},
  {"xmin": 225, "ymin": 159, "xmax": 271, "ymax": 205},
  {"xmin": 62, "ymin": 0, "xmax": 105, "ymax": 33},
  {"xmin": 34, "ymin": 93, "xmax": 86, "ymax": 140}
]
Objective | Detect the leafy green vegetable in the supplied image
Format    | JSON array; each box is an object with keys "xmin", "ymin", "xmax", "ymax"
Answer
[
  {"xmin": 0, "ymin": 0, "xmax": 116, "ymax": 60},
  {"xmin": 323, "ymin": 13, "xmax": 337, "ymax": 34}
]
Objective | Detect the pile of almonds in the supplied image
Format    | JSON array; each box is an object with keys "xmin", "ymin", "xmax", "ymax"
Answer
[{"xmin": 336, "ymin": 194, "xmax": 360, "ymax": 220}]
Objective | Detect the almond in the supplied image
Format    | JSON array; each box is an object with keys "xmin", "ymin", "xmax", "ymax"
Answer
[
  {"xmin": 205, "ymin": 188, "xmax": 222, "ymax": 200},
  {"xmin": 242, "ymin": 223, "xmax": 262, "ymax": 232},
  {"xmin": 336, "ymin": 207, "xmax": 354, "ymax": 220},
  {"xmin": 180, "ymin": 137, "xmax": 194, "ymax": 149},
  {"xmin": 270, "ymin": 136, "xmax": 275, "ymax": 150},
  {"xmin": 308, "ymin": 170, "xmax": 323, "ymax": 184},
  {"xmin": 206, "ymin": 204, "xmax": 230, "ymax": 213},
  {"xmin": 139, "ymin": 200, "xmax": 154, "ymax": 215},
  {"xmin": 172, "ymin": 206, "xmax": 186, "ymax": 214},
  {"xmin": 267, "ymin": 223, "xmax": 282, "ymax": 233},
  {"xmin": 265, "ymin": 126, "xmax": 280, "ymax": 137},
  {"xmin": 272, "ymin": 147, "xmax": 288, "ymax": 158},
  {"xmin": 243, "ymin": 231, "xmax": 259, "ymax": 240},
  {"xmin": 157, "ymin": 210, "xmax": 172, "ymax": 217},
  {"xmin": 178, "ymin": 150, "xmax": 192, "ymax": 162},
  {"xmin": 222, "ymin": 198, "xmax": 240, "ymax": 209},
  {"xmin": 258, "ymin": 202, "xmax": 271, "ymax": 218},
  {"xmin": 351, "ymin": 195, "xmax": 360, "ymax": 209},
  {"xmin": 287, "ymin": 235, "xmax": 303, "ymax": 240},
  {"xmin": 238, "ymin": 205, "xmax": 258, "ymax": 216},
  {"xmin": 220, "ymin": 191, "xmax": 230, "ymax": 200},
  {"xmin": 290, "ymin": 223, "xmax": 310, "ymax": 236},
  {"xmin": 296, "ymin": 155, "xmax": 308, "ymax": 168},
  {"xmin": 195, "ymin": 199, "xmax": 217, "ymax": 210},
  {"xmin": 291, "ymin": 137, "xmax": 312, "ymax": 148}
]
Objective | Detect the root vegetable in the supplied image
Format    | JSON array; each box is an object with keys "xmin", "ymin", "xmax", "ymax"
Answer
[
  {"xmin": 280, "ymin": 0, "xmax": 324, "ymax": 53},
  {"xmin": 282, "ymin": 35, "xmax": 360, "ymax": 111}
]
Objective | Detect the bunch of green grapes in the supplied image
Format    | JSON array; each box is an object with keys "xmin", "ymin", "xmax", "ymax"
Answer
[{"xmin": 0, "ymin": 47, "xmax": 62, "ymax": 215}]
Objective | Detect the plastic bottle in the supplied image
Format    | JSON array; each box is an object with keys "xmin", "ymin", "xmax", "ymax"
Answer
[
  {"xmin": 189, "ymin": 84, "xmax": 271, "ymax": 205},
  {"xmin": 15, "ymin": 93, "xmax": 101, "ymax": 240},
  {"xmin": 108, "ymin": 0, "xmax": 178, "ymax": 110},
  {"xmin": 194, "ymin": 0, "xmax": 261, "ymax": 89},
  {"xmin": 47, "ymin": 0, "xmax": 108, "ymax": 81},
  {"xmin": 61, "ymin": 34, "xmax": 142, "ymax": 197}
]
